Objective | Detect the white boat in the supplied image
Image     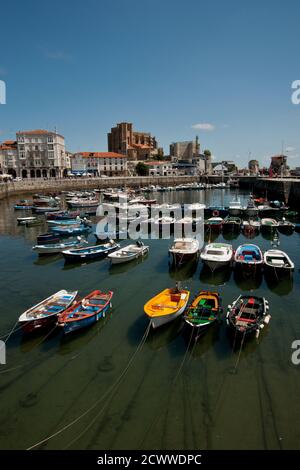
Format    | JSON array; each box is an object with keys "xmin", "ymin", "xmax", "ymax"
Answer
[
  {"xmin": 17, "ymin": 216, "xmax": 37, "ymax": 224},
  {"xmin": 108, "ymin": 241, "xmax": 149, "ymax": 264},
  {"xmin": 263, "ymin": 249, "xmax": 294, "ymax": 274},
  {"xmin": 169, "ymin": 238, "xmax": 199, "ymax": 267},
  {"xmin": 261, "ymin": 218, "xmax": 278, "ymax": 232},
  {"xmin": 32, "ymin": 238, "xmax": 88, "ymax": 255},
  {"xmin": 228, "ymin": 197, "xmax": 243, "ymax": 215},
  {"xmin": 200, "ymin": 243, "xmax": 233, "ymax": 271}
]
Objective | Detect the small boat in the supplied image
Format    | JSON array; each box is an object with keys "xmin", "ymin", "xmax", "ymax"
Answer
[
  {"xmin": 263, "ymin": 249, "xmax": 294, "ymax": 275},
  {"xmin": 58, "ymin": 290, "xmax": 113, "ymax": 334},
  {"xmin": 144, "ymin": 286, "xmax": 190, "ymax": 329},
  {"xmin": 67, "ymin": 198, "xmax": 99, "ymax": 208},
  {"xmin": 228, "ymin": 197, "xmax": 243, "ymax": 215},
  {"xmin": 63, "ymin": 240, "xmax": 120, "ymax": 262},
  {"xmin": 277, "ymin": 218, "xmax": 295, "ymax": 234},
  {"xmin": 18, "ymin": 290, "xmax": 78, "ymax": 333},
  {"xmin": 204, "ymin": 217, "xmax": 224, "ymax": 231},
  {"xmin": 33, "ymin": 238, "xmax": 88, "ymax": 255},
  {"xmin": 108, "ymin": 241, "xmax": 149, "ymax": 264},
  {"xmin": 46, "ymin": 210, "xmax": 81, "ymax": 220},
  {"xmin": 234, "ymin": 244, "xmax": 263, "ymax": 272},
  {"xmin": 47, "ymin": 218, "xmax": 84, "ymax": 226},
  {"xmin": 226, "ymin": 295, "xmax": 271, "ymax": 336},
  {"xmin": 261, "ymin": 218, "xmax": 278, "ymax": 233},
  {"xmin": 283, "ymin": 210, "xmax": 298, "ymax": 219},
  {"xmin": 184, "ymin": 291, "xmax": 222, "ymax": 337},
  {"xmin": 169, "ymin": 238, "xmax": 199, "ymax": 267},
  {"xmin": 32, "ymin": 206, "xmax": 60, "ymax": 213},
  {"xmin": 223, "ymin": 216, "xmax": 241, "ymax": 232},
  {"xmin": 200, "ymin": 243, "xmax": 233, "ymax": 271},
  {"xmin": 37, "ymin": 232, "xmax": 60, "ymax": 245},
  {"xmin": 245, "ymin": 195, "xmax": 259, "ymax": 217},
  {"xmin": 17, "ymin": 216, "xmax": 37, "ymax": 224},
  {"xmin": 14, "ymin": 200, "xmax": 33, "ymax": 210},
  {"xmin": 205, "ymin": 206, "xmax": 228, "ymax": 218},
  {"xmin": 241, "ymin": 219, "xmax": 261, "ymax": 237},
  {"xmin": 18, "ymin": 217, "xmax": 42, "ymax": 227},
  {"xmin": 50, "ymin": 225, "xmax": 91, "ymax": 236}
]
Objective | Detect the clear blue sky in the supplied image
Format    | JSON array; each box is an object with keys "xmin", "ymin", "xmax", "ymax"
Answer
[{"xmin": 1, "ymin": 0, "xmax": 300, "ymax": 167}]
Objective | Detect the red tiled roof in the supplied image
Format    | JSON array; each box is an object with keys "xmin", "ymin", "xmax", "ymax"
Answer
[{"xmin": 76, "ymin": 152, "xmax": 126, "ymax": 159}]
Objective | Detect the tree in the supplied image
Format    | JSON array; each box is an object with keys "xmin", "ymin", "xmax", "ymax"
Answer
[
  {"xmin": 203, "ymin": 149, "xmax": 211, "ymax": 157},
  {"xmin": 135, "ymin": 162, "xmax": 149, "ymax": 176}
]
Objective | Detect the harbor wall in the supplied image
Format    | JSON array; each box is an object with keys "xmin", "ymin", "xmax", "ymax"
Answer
[{"xmin": 1, "ymin": 175, "xmax": 300, "ymax": 206}]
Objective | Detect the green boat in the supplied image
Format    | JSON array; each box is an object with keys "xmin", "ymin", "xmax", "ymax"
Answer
[{"xmin": 184, "ymin": 291, "xmax": 222, "ymax": 338}]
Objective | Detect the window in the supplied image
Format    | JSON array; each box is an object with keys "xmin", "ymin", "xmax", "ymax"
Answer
[
  {"xmin": 48, "ymin": 144, "xmax": 54, "ymax": 150},
  {"xmin": 48, "ymin": 136, "xmax": 53, "ymax": 143}
]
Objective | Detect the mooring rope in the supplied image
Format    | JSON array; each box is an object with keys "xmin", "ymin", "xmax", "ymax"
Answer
[{"xmin": 27, "ymin": 322, "xmax": 151, "ymax": 450}]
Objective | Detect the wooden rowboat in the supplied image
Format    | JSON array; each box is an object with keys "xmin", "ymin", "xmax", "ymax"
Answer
[{"xmin": 144, "ymin": 286, "xmax": 190, "ymax": 329}]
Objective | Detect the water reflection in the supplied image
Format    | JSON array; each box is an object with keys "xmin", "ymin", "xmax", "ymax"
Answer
[
  {"xmin": 168, "ymin": 259, "xmax": 198, "ymax": 281},
  {"xmin": 233, "ymin": 269, "xmax": 263, "ymax": 290},
  {"xmin": 199, "ymin": 264, "xmax": 231, "ymax": 286}
]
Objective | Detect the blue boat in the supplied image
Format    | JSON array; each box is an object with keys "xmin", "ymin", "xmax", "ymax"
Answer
[
  {"xmin": 48, "ymin": 218, "xmax": 83, "ymax": 226},
  {"xmin": 234, "ymin": 244, "xmax": 263, "ymax": 273},
  {"xmin": 58, "ymin": 290, "xmax": 113, "ymax": 334},
  {"xmin": 62, "ymin": 240, "xmax": 120, "ymax": 262},
  {"xmin": 50, "ymin": 225, "xmax": 91, "ymax": 236}
]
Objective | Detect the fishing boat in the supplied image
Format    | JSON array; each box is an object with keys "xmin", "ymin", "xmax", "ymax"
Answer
[
  {"xmin": 33, "ymin": 238, "xmax": 88, "ymax": 255},
  {"xmin": 226, "ymin": 295, "xmax": 271, "ymax": 336},
  {"xmin": 245, "ymin": 195, "xmax": 259, "ymax": 217},
  {"xmin": 241, "ymin": 219, "xmax": 261, "ymax": 237},
  {"xmin": 17, "ymin": 216, "xmax": 37, "ymax": 224},
  {"xmin": 204, "ymin": 206, "xmax": 228, "ymax": 218},
  {"xmin": 169, "ymin": 238, "xmax": 199, "ymax": 267},
  {"xmin": 277, "ymin": 218, "xmax": 295, "ymax": 234},
  {"xmin": 58, "ymin": 290, "xmax": 113, "ymax": 334},
  {"xmin": 18, "ymin": 290, "xmax": 78, "ymax": 333},
  {"xmin": 18, "ymin": 217, "xmax": 42, "ymax": 227},
  {"xmin": 37, "ymin": 232, "xmax": 60, "ymax": 245},
  {"xmin": 283, "ymin": 210, "xmax": 298, "ymax": 219},
  {"xmin": 228, "ymin": 197, "xmax": 243, "ymax": 215},
  {"xmin": 200, "ymin": 243, "xmax": 233, "ymax": 271},
  {"xmin": 223, "ymin": 216, "xmax": 241, "ymax": 232},
  {"xmin": 46, "ymin": 210, "xmax": 81, "ymax": 220},
  {"xmin": 263, "ymin": 249, "xmax": 294, "ymax": 276},
  {"xmin": 108, "ymin": 241, "xmax": 149, "ymax": 264},
  {"xmin": 261, "ymin": 218, "xmax": 278, "ymax": 233},
  {"xmin": 67, "ymin": 198, "xmax": 99, "ymax": 208},
  {"xmin": 184, "ymin": 291, "xmax": 222, "ymax": 337},
  {"xmin": 14, "ymin": 200, "xmax": 33, "ymax": 210},
  {"xmin": 63, "ymin": 240, "xmax": 120, "ymax": 262},
  {"xmin": 50, "ymin": 225, "xmax": 91, "ymax": 236},
  {"xmin": 234, "ymin": 244, "xmax": 263, "ymax": 273},
  {"xmin": 144, "ymin": 286, "xmax": 190, "ymax": 329},
  {"xmin": 32, "ymin": 206, "xmax": 61, "ymax": 214},
  {"xmin": 204, "ymin": 217, "xmax": 224, "ymax": 232},
  {"xmin": 47, "ymin": 218, "xmax": 86, "ymax": 227}
]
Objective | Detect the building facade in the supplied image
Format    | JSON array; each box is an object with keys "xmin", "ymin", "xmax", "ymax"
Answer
[
  {"xmin": 170, "ymin": 139, "xmax": 199, "ymax": 160},
  {"xmin": 0, "ymin": 140, "xmax": 18, "ymax": 177},
  {"xmin": 143, "ymin": 161, "xmax": 178, "ymax": 176},
  {"xmin": 270, "ymin": 155, "xmax": 289, "ymax": 176},
  {"xmin": 248, "ymin": 159, "xmax": 259, "ymax": 174},
  {"xmin": 16, "ymin": 129, "xmax": 68, "ymax": 178},
  {"xmin": 71, "ymin": 152, "xmax": 127, "ymax": 176},
  {"xmin": 107, "ymin": 122, "xmax": 162, "ymax": 161}
]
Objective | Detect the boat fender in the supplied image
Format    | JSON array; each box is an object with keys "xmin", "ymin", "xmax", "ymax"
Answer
[
  {"xmin": 264, "ymin": 314, "xmax": 271, "ymax": 324},
  {"xmin": 259, "ymin": 324, "xmax": 264, "ymax": 329},
  {"xmin": 255, "ymin": 329, "xmax": 260, "ymax": 339},
  {"xmin": 213, "ymin": 210, "xmax": 219, "ymax": 217},
  {"xmin": 226, "ymin": 319, "xmax": 229, "ymax": 325}
]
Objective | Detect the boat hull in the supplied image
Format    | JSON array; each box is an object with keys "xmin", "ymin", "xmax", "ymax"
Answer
[
  {"xmin": 61, "ymin": 301, "xmax": 111, "ymax": 334},
  {"xmin": 149, "ymin": 303, "xmax": 186, "ymax": 329},
  {"xmin": 20, "ymin": 314, "xmax": 58, "ymax": 333}
]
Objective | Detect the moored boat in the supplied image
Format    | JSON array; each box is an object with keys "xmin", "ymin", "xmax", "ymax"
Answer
[
  {"xmin": 228, "ymin": 197, "xmax": 243, "ymax": 216},
  {"xmin": 204, "ymin": 217, "xmax": 224, "ymax": 232},
  {"xmin": 17, "ymin": 216, "xmax": 37, "ymax": 224},
  {"xmin": 223, "ymin": 216, "xmax": 241, "ymax": 232},
  {"xmin": 277, "ymin": 218, "xmax": 295, "ymax": 235},
  {"xmin": 108, "ymin": 241, "xmax": 149, "ymax": 264},
  {"xmin": 241, "ymin": 219, "xmax": 261, "ymax": 237},
  {"xmin": 63, "ymin": 240, "xmax": 120, "ymax": 262},
  {"xmin": 169, "ymin": 238, "xmax": 199, "ymax": 267},
  {"xmin": 50, "ymin": 225, "xmax": 91, "ymax": 236},
  {"xmin": 245, "ymin": 194, "xmax": 258, "ymax": 217},
  {"xmin": 226, "ymin": 295, "xmax": 271, "ymax": 336},
  {"xmin": 200, "ymin": 243, "xmax": 233, "ymax": 271},
  {"xmin": 144, "ymin": 286, "xmax": 190, "ymax": 329},
  {"xmin": 18, "ymin": 290, "xmax": 78, "ymax": 333},
  {"xmin": 184, "ymin": 291, "xmax": 222, "ymax": 338},
  {"xmin": 263, "ymin": 249, "xmax": 294, "ymax": 276},
  {"xmin": 58, "ymin": 290, "xmax": 113, "ymax": 334},
  {"xmin": 37, "ymin": 232, "xmax": 61, "ymax": 245},
  {"xmin": 234, "ymin": 244, "xmax": 263, "ymax": 273},
  {"xmin": 261, "ymin": 218, "xmax": 278, "ymax": 233},
  {"xmin": 33, "ymin": 238, "xmax": 88, "ymax": 255}
]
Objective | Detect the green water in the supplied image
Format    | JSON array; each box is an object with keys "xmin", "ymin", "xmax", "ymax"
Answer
[{"xmin": 0, "ymin": 189, "xmax": 300, "ymax": 450}]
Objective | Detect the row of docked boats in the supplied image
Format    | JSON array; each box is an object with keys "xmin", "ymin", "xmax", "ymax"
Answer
[
  {"xmin": 144, "ymin": 286, "xmax": 271, "ymax": 339},
  {"xmin": 204, "ymin": 216, "xmax": 296, "ymax": 236},
  {"xmin": 168, "ymin": 238, "xmax": 294, "ymax": 276}
]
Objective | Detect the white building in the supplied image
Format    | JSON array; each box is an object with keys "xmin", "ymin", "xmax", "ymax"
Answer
[
  {"xmin": 16, "ymin": 129, "xmax": 68, "ymax": 178},
  {"xmin": 0, "ymin": 140, "xmax": 18, "ymax": 177},
  {"xmin": 71, "ymin": 152, "xmax": 127, "ymax": 176},
  {"xmin": 144, "ymin": 161, "xmax": 178, "ymax": 176}
]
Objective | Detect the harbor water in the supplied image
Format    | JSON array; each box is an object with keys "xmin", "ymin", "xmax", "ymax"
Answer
[{"xmin": 0, "ymin": 189, "xmax": 300, "ymax": 450}]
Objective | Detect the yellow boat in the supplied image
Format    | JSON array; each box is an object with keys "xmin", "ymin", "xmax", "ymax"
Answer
[{"xmin": 144, "ymin": 287, "xmax": 190, "ymax": 329}]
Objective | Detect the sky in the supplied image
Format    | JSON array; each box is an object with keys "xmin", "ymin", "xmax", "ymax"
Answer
[{"xmin": 1, "ymin": 0, "xmax": 300, "ymax": 167}]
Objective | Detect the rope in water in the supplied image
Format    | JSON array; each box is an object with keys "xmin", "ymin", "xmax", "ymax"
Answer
[{"xmin": 27, "ymin": 322, "xmax": 151, "ymax": 450}]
